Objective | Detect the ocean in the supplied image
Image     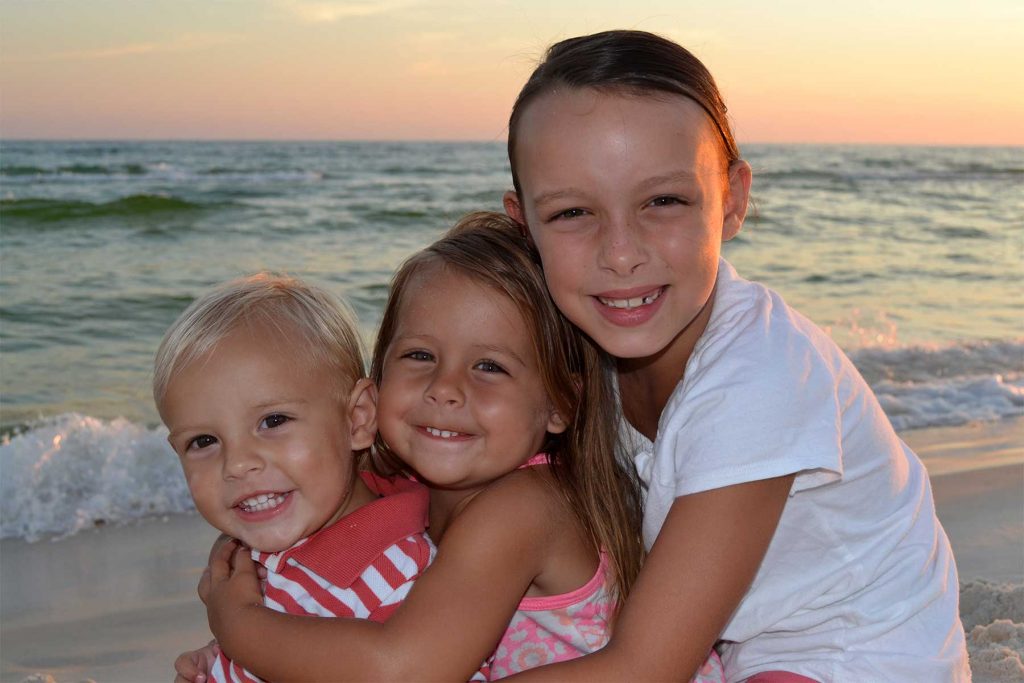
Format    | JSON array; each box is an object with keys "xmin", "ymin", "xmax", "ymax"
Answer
[{"xmin": 1, "ymin": 141, "xmax": 1021, "ymax": 541}]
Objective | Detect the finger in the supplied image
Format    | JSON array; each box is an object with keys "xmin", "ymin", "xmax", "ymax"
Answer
[
  {"xmin": 208, "ymin": 533, "xmax": 234, "ymax": 565},
  {"xmin": 198, "ymin": 566, "xmax": 213, "ymax": 604},
  {"xmin": 174, "ymin": 651, "xmax": 200, "ymax": 680},
  {"xmin": 208, "ymin": 539, "xmax": 238, "ymax": 582},
  {"xmin": 228, "ymin": 544, "xmax": 258, "ymax": 579}
]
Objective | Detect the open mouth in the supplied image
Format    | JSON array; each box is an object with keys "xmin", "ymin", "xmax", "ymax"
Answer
[
  {"xmin": 237, "ymin": 491, "xmax": 289, "ymax": 513},
  {"xmin": 597, "ymin": 287, "xmax": 664, "ymax": 310}
]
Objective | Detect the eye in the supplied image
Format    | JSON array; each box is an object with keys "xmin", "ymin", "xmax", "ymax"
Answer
[
  {"xmin": 649, "ymin": 195, "xmax": 688, "ymax": 207},
  {"xmin": 259, "ymin": 414, "xmax": 290, "ymax": 430},
  {"xmin": 474, "ymin": 359, "xmax": 508, "ymax": 374},
  {"xmin": 187, "ymin": 434, "xmax": 217, "ymax": 451},
  {"xmin": 402, "ymin": 350, "xmax": 434, "ymax": 362},
  {"xmin": 549, "ymin": 207, "xmax": 588, "ymax": 222}
]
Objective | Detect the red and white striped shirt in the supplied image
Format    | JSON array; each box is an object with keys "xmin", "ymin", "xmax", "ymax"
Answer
[{"xmin": 211, "ymin": 473, "xmax": 434, "ymax": 683}]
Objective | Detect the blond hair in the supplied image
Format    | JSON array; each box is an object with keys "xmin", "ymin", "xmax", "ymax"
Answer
[
  {"xmin": 153, "ymin": 273, "xmax": 364, "ymax": 406},
  {"xmin": 370, "ymin": 212, "xmax": 643, "ymax": 609}
]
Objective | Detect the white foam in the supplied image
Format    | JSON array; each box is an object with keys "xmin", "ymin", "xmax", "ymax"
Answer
[
  {"xmin": 851, "ymin": 340, "xmax": 1024, "ymax": 431},
  {"xmin": 0, "ymin": 413, "xmax": 194, "ymax": 542}
]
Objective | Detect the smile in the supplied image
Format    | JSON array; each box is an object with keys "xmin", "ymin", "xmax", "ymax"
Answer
[
  {"xmin": 597, "ymin": 287, "xmax": 663, "ymax": 310},
  {"xmin": 237, "ymin": 492, "xmax": 289, "ymax": 512},
  {"xmin": 424, "ymin": 426, "xmax": 467, "ymax": 439}
]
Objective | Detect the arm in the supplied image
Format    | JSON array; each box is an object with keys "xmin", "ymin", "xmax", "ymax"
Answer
[
  {"xmin": 510, "ymin": 474, "xmax": 794, "ymax": 681},
  {"xmin": 206, "ymin": 471, "xmax": 565, "ymax": 682}
]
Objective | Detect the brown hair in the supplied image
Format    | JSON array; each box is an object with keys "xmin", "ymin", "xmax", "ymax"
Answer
[
  {"xmin": 508, "ymin": 29, "xmax": 740, "ymax": 194},
  {"xmin": 369, "ymin": 212, "xmax": 643, "ymax": 606}
]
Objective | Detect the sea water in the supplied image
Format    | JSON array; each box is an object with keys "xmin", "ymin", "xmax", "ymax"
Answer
[{"xmin": 1, "ymin": 141, "xmax": 1021, "ymax": 540}]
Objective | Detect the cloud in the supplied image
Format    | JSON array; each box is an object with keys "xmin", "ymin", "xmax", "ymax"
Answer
[
  {"xmin": 3, "ymin": 33, "xmax": 241, "ymax": 63},
  {"xmin": 274, "ymin": 0, "xmax": 422, "ymax": 23}
]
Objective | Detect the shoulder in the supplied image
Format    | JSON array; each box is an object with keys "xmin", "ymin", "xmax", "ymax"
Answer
[
  {"xmin": 443, "ymin": 466, "xmax": 572, "ymax": 561},
  {"xmin": 674, "ymin": 260, "xmax": 849, "ymax": 411},
  {"xmin": 650, "ymin": 260, "xmax": 850, "ymax": 494},
  {"xmin": 460, "ymin": 466, "xmax": 568, "ymax": 532}
]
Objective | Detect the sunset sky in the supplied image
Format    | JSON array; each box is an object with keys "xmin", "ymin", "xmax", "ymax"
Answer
[{"xmin": 1, "ymin": 0, "xmax": 1021, "ymax": 145}]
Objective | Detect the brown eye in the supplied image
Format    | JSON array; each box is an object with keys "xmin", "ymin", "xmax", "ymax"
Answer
[
  {"xmin": 188, "ymin": 434, "xmax": 217, "ymax": 450},
  {"xmin": 260, "ymin": 414, "xmax": 290, "ymax": 429}
]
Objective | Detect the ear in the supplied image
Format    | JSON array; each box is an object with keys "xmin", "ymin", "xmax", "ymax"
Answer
[
  {"xmin": 346, "ymin": 378, "xmax": 378, "ymax": 451},
  {"xmin": 503, "ymin": 190, "xmax": 527, "ymax": 230},
  {"xmin": 546, "ymin": 408, "xmax": 568, "ymax": 435},
  {"xmin": 722, "ymin": 160, "xmax": 752, "ymax": 242}
]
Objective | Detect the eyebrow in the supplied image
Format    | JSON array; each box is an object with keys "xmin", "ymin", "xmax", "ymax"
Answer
[
  {"xmin": 391, "ymin": 335, "xmax": 530, "ymax": 368},
  {"xmin": 532, "ymin": 170, "xmax": 701, "ymax": 206},
  {"xmin": 477, "ymin": 343, "xmax": 528, "ymax": 368}
]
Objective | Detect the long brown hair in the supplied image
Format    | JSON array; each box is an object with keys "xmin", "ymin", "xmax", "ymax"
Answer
[{"xmin": 369, "ymin": 212, "xmax": 643, "ymax": 606}]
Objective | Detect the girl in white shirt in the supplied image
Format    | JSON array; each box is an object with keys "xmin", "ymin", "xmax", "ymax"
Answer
[{"xmin": 502, "ymin": 29, "xmax": 969, "ymax": 683}]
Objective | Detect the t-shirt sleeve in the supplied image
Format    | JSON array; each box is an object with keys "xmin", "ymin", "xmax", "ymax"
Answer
[{"xmin": 664, "ymin": 290, "xmax": 845, "ymax": 497}]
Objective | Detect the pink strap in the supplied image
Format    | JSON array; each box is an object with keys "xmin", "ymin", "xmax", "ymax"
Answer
[{"xmin": 518, "ymin": 452, "xmax": 551, "ymax": 469}]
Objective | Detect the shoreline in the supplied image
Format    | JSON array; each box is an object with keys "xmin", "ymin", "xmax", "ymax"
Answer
[{"xmin": 2, "ymin": 418, "xmax": 1021, "ymax": 682}]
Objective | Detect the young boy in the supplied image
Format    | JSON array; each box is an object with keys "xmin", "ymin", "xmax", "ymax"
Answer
[{"xmin": 155, "ymin": 273, "xmax": 434, "ymax": 683}]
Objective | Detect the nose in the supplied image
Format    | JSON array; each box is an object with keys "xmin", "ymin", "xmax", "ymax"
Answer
[
  {"xmin": 599, "ymin": 214, "xmax": 648, "ymax": 275},
  {"xmin": 221, "ymin": 441, "xmax": 265, "ymax": 480},
  {"xmin": 425, "ymin": 365, "xmax": 465, "ymax": 407}
]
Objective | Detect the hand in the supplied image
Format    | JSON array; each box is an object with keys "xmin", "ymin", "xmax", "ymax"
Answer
[
  {"xmin": 173, "ymin": 640, "xmax": 220, "ymax": 683},
  {"xmin": 198, "ymin": 536, "xmax": 267, "ymax": 605},
  {"xmin": 202, "ymin": 540, "xmax": 265, "ymax": 643}
]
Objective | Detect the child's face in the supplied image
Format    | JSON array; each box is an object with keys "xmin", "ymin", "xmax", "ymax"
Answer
[
  {"xmin": 505, "ymin": 88, "xmax": 751, "ymax": 364},
  {"xmin": 159, "ymin": 325, "xmax": 376, "ymax": 553},
  {"xmin": 376, "ymin": 267, "xmax": 566, "ymax": 492}
]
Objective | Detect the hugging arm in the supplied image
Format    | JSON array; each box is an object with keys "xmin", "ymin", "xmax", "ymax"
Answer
[
  {"xmin": 204, "ymin": 472, "xmax": 562, "ymax": 682},
  {"xmin": 509, "ymin": 474, "xmax": 794, "ymax": 681}
]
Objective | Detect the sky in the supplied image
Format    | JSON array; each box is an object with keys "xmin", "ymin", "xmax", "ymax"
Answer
[{"xmin": 1, "ymin": 0, "xmax": 1022, "ymax": 145}]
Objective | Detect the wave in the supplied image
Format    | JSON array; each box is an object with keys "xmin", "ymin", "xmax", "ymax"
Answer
[
  {"xmin": 1, "ymin": 163, "xmax": 149, "ymax": 177},
  {"xmin": 850, "ymin": 340, "xmax": 1024, "ymax": 431},
  {"xmin": 0, "ymin": 414, "xmax": 193, "ymax": 542},
  {"xmin": 0, "ymin": 194, "xmax": 211, "ymax": 222}
]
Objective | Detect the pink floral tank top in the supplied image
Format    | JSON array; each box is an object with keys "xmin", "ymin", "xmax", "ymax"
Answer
[{"xmin": 484, "ymin": 455, "xmax": 725, "ymax": 682}]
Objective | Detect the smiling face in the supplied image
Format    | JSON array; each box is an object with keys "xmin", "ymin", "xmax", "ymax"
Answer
[
  {"xmin": 158, "ymin": 324, "xmax": 377, "ymax": 553},
  {"xmin": 505, "ymin": 88, "xmax": 751, "ymax": 375},
  {"xmin": 376, "ymin": 266, "xmax": 566, "ymax": 493}
]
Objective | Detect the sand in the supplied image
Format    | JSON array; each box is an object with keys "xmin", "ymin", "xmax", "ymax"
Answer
[{"xmin": 2, "ymin": 420, "xmax": 1021, "ymax": 683}]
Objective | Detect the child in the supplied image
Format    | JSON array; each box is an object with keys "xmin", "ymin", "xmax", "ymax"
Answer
[
  {"xmin": 155, "ymin": 273, "xmax": 435, "ymax": 683},
  {"xmin": 502, "ymin": 30, "xmax": 970, "ymax": 682},
  {"xmin": 191, "ymin": 214, "xmax": 725, "ymax": 682}
]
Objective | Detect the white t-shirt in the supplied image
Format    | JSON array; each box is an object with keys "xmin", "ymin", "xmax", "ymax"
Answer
[{"xmin": 627, "ymin": 260, "xmax": 969, "ymax": 683}]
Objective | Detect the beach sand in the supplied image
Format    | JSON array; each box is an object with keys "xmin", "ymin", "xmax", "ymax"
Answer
[{"xmin": 2, "ymin": 420, "xmax": 1021, "ymax": 682}]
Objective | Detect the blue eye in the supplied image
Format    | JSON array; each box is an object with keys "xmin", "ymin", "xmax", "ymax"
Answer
[
  {"xmin": 188, "ymin": 434, "xmax": 217, "ymax": 450},
  {"xmin": 551, "ymin": 207, "xmax": 587, "ymax": 221},
  {"xmin": 260, "ymin": 414, "xmax": 290, "ymax": 429},
  {"xmin": 474, "ymin": 360, "xmax": 507, "ymax": 374},
  {"xmin": 403, "ymin": 350, "xmax": 434, "ymax": 362}
]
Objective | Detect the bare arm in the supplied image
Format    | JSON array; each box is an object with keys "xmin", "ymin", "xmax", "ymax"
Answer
[
  {"xmin": 205, "ymin": 471, "xmax": 569, "ymax": 682},
  {"xmin": 510, "ymin": 474, "xmax": 794, "ymax": 681}
]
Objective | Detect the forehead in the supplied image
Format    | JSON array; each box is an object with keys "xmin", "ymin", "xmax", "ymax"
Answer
[
  {"xmin": 164, "ymin": 322, "xmax": 343, "ymax": 403},
  {"xmin": 394, "ymin": 265, "xmax": 532, "ymax": 346},
  {"xmin": 514, "ymin": 88, "xmax": 725, "ymax": 181}
]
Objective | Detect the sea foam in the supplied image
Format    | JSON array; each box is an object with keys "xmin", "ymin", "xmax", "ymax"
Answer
[{"xmin": 0, "ymin": 413, "xmax": 192, "ymax": 542}]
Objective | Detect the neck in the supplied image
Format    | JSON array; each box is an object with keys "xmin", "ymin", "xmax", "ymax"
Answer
[{"xmin": 617, "ymin": 286, "xmax": 716, "ymax": 440}]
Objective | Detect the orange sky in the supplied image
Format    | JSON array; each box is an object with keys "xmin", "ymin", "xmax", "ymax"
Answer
[{"xmin": 1, "ymin": 0, "xmax": 1021, "ymax": 145}]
